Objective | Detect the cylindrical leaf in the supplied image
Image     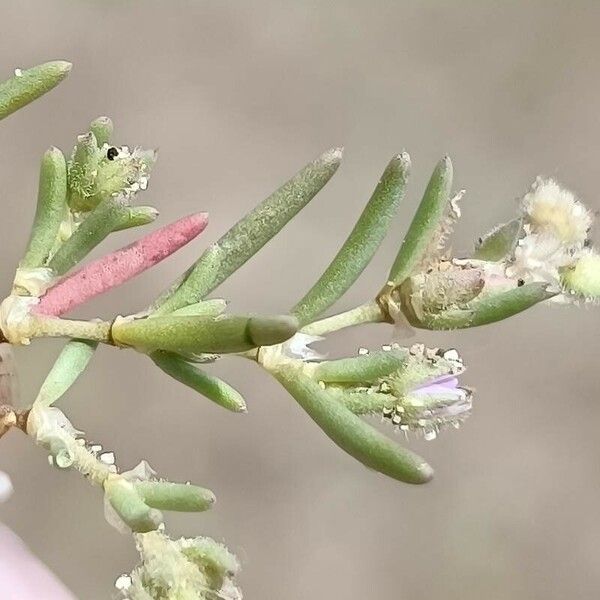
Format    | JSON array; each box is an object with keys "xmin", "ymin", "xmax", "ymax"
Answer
[
  {"xmin": 35, "ymin": 213, "xmax": 208, "ymax": 316},
  {"xmin": 154, "ymin": 148, "xmax": 343, "ymax": 314},
  {"xmin": 104, "ymin": 478, "xmax": 162, "ymax": 533},
  {"xmin": 313, "ymin": 348, "xmax": 408, "ymax": 384},
  {"xmin": 20, "ymin": 148, "xmax": 68, "ymax": 269},
  {"xmin": 0, "ymin": 61, "xmax": 72, "ymax": 121},
  {"xmin": 113, "ymin": 314, "xmax": 298, "ymax": 355},
  {"xmin": 89, "ymin": 116, "xmax": 113, "ymax": 147},
  {"xmin": 328, "ymin": 388, "xmax": 397, "ymax": 416},
  {"xmin": 47, "ymin": 197, "xmax": 130, "ymax": 275},
  {"xmin": 170, "ymin": 299, "xmax": 227, "ymax": 318},
  {"xmin": 34, "ymin": 339, "xmax": 98, "ymax": 407},
  {"xmin": 292, "ymin": 154, "xmax": 410, "ymax": 325},
  {"xmin": 273, "ymin": 366, "xmax": 433, "ymax": 484},
  {"xmin": 112, "ymin": 205, "xmax": 159, "ymax": 231},
  {"xmin": 405, "ymin": 282, "xmax": 556, "ymax": 329},
  {"xmin": 151, "ymin": 351, "xmax": 246, "ymax": 412},
  {"xmin": 134, "ymin": 481, "xmax": 216, "ymax": 512},
  {"xmin": 388, "ymin": 156, "xmax": 453, "ymax": 284}
]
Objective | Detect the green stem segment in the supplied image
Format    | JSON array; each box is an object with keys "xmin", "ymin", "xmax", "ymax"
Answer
[
  {"xmin": 302, "ymin": 301, "xmax": 386, "ymax": 336},
  {"xmin": 388, "ymin": 156, "xmax": 453, "ymax": 285},
  {"xmin": 153, "ymin": 148, "xmax": 343, "ymax": 314},
  {"xmin": 272, "ymin": 365, "xmax": 433, "ymax": 484},
  {"xmin": 292, "ymin": 154, "xmax": 410, "ymax": 326},
  {"xmin": 26, "ymin": 316, "xmax": 111, "ymax": 343},
  {"xmin": 20, "ymin": 147, "xmax": 68, "ymax": 269}
]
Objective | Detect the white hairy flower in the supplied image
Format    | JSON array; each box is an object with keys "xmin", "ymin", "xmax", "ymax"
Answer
[
  {"xmin": 506, "ymin": 232, "xmax": 575, "ymax": 290},
  {"xmin": 522, "ymin": 177, "xmax": 591, "ymax": 246}
]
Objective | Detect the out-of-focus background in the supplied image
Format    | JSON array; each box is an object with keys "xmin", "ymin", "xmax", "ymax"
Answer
[{"xmin": 0, "ymin": 1, "xmax": 599, "ymax": 598}]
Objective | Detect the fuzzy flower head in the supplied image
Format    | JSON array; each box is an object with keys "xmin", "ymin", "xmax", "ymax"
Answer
[
  {"xmin": 67, "ymin": 130, "xmax": 156, "ymax": 212},
  {"xmin": 118, "ymin": 530, "xmax": 241, "ymax": 600},
  {"xmin": 505, "ymin": 232, "xmax": 574, "ymax": 290},
  {"xmin": 381, "ymin": 344, "xmax": 472, "ymax": 440},
  {"xmin": 321, "ymin": 344, "xmax": 473, "ymax": 440},
  {"xmin": 502, "ymin": 177, "xmax": 597, "ymax": 300},
  {"xmin": 522, "ymin": 177, "xmax": 592, "ymax": 247}
]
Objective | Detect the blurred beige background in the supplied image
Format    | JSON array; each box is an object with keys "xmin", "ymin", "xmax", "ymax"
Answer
[{"xmin": 0, "ymin": 1, "xmax": 599, "ymax": 598}]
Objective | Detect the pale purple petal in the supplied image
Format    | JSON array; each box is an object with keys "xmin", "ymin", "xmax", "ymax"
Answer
[{"xmin": 413, "ymin": 375, "xmax": 459, "ymax": 395}]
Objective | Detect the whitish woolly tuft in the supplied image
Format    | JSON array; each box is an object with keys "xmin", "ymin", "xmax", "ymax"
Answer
[{"xmin": 522, "ymin": 177, "xmax": 592, "ymax": 246}]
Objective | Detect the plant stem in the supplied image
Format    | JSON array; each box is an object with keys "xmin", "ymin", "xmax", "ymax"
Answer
[
  {"xmin": 301, "ymin": 300, "xmax": 387, "ymax": 336},
  {"xmin": 27, "ymin": 316, "xmax": 112, "ymax": 343}
]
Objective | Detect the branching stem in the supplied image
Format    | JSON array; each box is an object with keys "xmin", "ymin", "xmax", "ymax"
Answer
[{"xmin": 301, "ymin": 300, "xmax": 387, "ymax": 336}]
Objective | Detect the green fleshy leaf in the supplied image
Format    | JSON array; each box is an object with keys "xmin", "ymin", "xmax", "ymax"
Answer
[
  {"xmin": 292, "ymin": 153, "xmax": 411, "ymax": 326},
  {"xmin": 153, "ymin": 148, "xmax": 343, "ymax": 314},
  {"xmin": 151, "ymin": 351, "xmax": 246, "ymax": 412},
  {"xmin": 113, "ymin": 314, "xmax": 298, "ymax": 355},
  {"xmin": 20, "ymin": 147, "xmax": 68, "ymax": 269},
  {"xmin": 134, "ymin": 481, "xmax": 216, "ymax": 512},
  {"xmin": 328, "ymin": 388, "xmax": 397, "ymax": 415},
  {"xmin": 273, "ymin": 366, "xmax": 433, "ymax": 484},
  {"xmin": 104, "ymin": 478, "xmax": 162, "ymax": 533},
  {"xmin": 0, "ymin": 61, "xmax": 72, "ymax": 121},
  {"xmin": 89, "ymin": 116, "xmax": 113, "ymax": 147},
  {"xmin": 48, "ymin": 196, "xmax": 130, "ymax": 275},
  {"xmin": 169, "ymin": 299, "xmax": 228, "ymax": 318},
  {"xmin": 408, "ymin": 282, "xmax": 556, "ymax": 329},
  {"xmin": 474, "ymin": 218, "xmax": 523, "ymax": 261},
  {"xmin": 34, "ymin": 339, "xmax": 98, "ymax": 407},
  {"xmin": 313, "ymin": 348, "xmax": 408, "ymax": 384},
  {"xmin": 150, "ymin": 243, "xmax": 223, "ymax": 314},
  {"xmin": 112, "ymin": 205, "xmax": 159, "ymax": 231},
  {"xmin": 388, "ymin": 156, "xmax": 453, "ymax": 285}
]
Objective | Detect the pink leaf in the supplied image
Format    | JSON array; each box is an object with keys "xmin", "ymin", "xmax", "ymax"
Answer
[{"xmin": 34, "ymin": 213, "xmax": 208, "ymax": 316}]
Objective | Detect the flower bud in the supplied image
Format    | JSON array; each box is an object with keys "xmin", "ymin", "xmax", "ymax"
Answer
[
  {"xmin": 396, "ymin": 259, "xmax": 554, "ymax": 329},
  {"xmin": 561, "ymin": 251, "xmax": 600, "ymax": 300}
]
